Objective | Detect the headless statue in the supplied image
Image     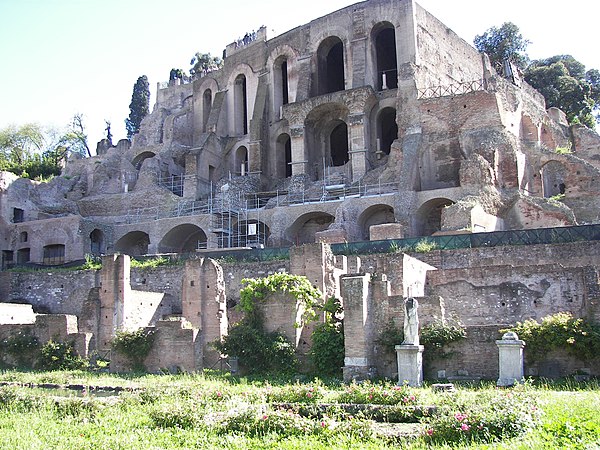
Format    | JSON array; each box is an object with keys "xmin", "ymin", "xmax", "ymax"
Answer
[{"xmin": 402, "ymin": 297, "xmax": 419, "ymax": 345}]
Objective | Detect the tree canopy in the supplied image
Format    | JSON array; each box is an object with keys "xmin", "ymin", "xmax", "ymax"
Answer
[
  {"xmin": 474, "ymin": 23, "xmax": 599, "ymax": 128},
  {"xmin": 0, "ymin": 117, "xmax": 90, "ymax": 180},
  {"xmin": 125, "ymin": 75, "xmax": 150, "ymax": 140},
  {"xmin": 189, "ymin": 53, "xmax": 222, "ymax": 79},
  {"xmin": 474, "ymin": 22, "xmax": 530, "ymax": 73}
]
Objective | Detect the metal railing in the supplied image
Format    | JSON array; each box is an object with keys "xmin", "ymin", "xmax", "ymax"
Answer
[{"xmin": 417, "ymin": 79, "xmax": 489, "ymax": 100}]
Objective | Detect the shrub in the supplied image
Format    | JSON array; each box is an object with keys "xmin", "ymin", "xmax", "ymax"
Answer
[
  {"xmin": 39, "ymin": 340, "xmax": 87, "ymax": 371},
  {"xmin": 375, "ymin": 320, "xmax": 404, "ymax": 353},
  {"xmin": 111, "ymin": 328, "xmax": 156, "ymax": 371},
  {"xmin": 413, "ymin": 239, "xmax": 439, "ymax": 253},
  {"xmin": 423, "ymin": 391, "xmax": 541, "ymax": 444},
  {"xmin": 336, "ymin": 381, "xmax": 419, "ymax": 406},
  {"xmin": 149, "ymin": 403, "xmax": 203, "ymax": 429},
  {"xmin": 503, "ymin": 312, "xmax": 600, "ymax": 362}
]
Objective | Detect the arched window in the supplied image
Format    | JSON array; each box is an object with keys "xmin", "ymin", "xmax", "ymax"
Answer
[
  {"xmin": 202, "ymin": 89, "xmax": 212, "ymax": 132},
  {"xmin": 316, "ymin": 37, "xmax": 345, "ymax": 96},
  {"xmin": 273, "ymin": 56, "xmax": 289, "ymax": 116},
  {"xmin": 276, "ymin": 134, "xmax": 292, "ymax": 178},
  {"xmin": 90, "ymin": 229, "xmax": 105, "ymax": 255},
  {"xmin": 541, "ymin": 161, "xmax": 567, "ymax": 198},
  {"xmin": 373, "ymin": 24, "xmax": 397, "ymax": 90},
  {"xmin": 234, "ymin": 74, "xmax": 248, "ymax": 135},
  {"xmin": 235, "ymin": 146, "xmax": 249, "ymax": 176},
  {"xmin": 330, "ymin": 122, "xmax": 349, "ymax": 167}
]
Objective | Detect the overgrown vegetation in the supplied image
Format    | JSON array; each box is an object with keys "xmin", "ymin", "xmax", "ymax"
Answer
[
  {"xmin": 1, "ymin": 371, "xmax": 598, "ymax": 449},
  {"xmin": 39, "ymin": 340, "xmax": 88, "ymax": 371},
  {"xmin": 413, "ymin": 239, "xmax": 439, "ymax": 253},
  {"xmin": 420, "ymin": 318, "xmax": 467, "ymax": 361},
  {"xmin": 111, "ymin": 328, "xmax": 157, "ymax": 371},
  {"xmin": 0, "ymin": 331, "xmax": 39, "ymax": 369},
  {"xmin": 130, "ymin": 255, "xmax": 172, "ymax": 269},
  {"xmin": 309, "ymin": 297, "xmax": 344, "ymax": 377},
  {"xmin": 216, "ymin": 273, "xmax": 323, "ymax": 376},
  {"xmin": 503, "ymin": 312, "xmax": 600, "ymax": 362}
]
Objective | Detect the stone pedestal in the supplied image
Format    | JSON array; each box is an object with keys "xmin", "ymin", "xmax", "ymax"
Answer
[
  {"xmin": 395, "ymin": 344, "xmax": 424, "ymax": 387},
  {"xmin": 496, "ymin": 331, "xmax": 525, "ymax": 387}
]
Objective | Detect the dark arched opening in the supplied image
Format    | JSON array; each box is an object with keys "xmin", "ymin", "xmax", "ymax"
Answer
[
  {"xmin": 287, "ymin": 212, "xmax": 335, "ymax": 245},
  {"xmin": 416, "ymin": 199, "xmax": 454, "ymax": 236},
  {"xmin": 378, "ymin": 107, "xmax": 397, "ymax": 155},
  {"xmin": 276, "ymin": 133, "xmax": 292, "ymax": 178},
  {"xmin": 43, "ymin": 244, "xmax": 65, "ymax": 265},
  {"xmin": 374, "ymin": 25, "xmax": 398, "ymax": 90},
  {"xmin": 234, "ymin": 74, "xmax": 248, "ymax": 135},
  {"xmin": 330, "ymin": 122, "xmax": 349, "ymax": 167},
  {"xmin": 358, "ymin": 204, "xmax": 396, "ymax": 240},
  {"xmin": 90, "ymin": 229, "xmax": 105, "ymax": 255},
  {"xmin": 541, "ymin": 161, "xmax": 568, "ymax": 198},
  {"xmin": 114, "ymin": 231, "xmax": 150, "ymax": 256},
  {"xmin": 202, "ymin": 89, "xmax": 212, "ymax": 132},
  {"xmin": 132, "ymin": 151, "xmax": 156, "ymax": 170},
  {"xmin": 316, "ymin": 37, "xmax": 345, "ymax": 96},
  {"xmin": 158, "ymin": 224, "xmax": 207, "ymax": 253},
  {"xmin": 235, "ymin": 146, "xmax": 249, "ymax": 176}
]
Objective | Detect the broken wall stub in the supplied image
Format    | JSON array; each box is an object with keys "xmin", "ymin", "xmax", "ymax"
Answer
[{"xmin": 181, "ymin": 258, "xmax": 228, "ymax": 370}]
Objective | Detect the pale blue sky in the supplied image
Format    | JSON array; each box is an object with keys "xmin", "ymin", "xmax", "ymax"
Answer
[{"xmin": 1, "ymin": 0, "xmax": 598, "ymax": 149}]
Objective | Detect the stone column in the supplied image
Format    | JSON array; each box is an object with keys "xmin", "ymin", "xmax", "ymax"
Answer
[
  {"xmin": 348, "ymin": 114, "xmax": 367, "ymax": 182},
  {"xmin": 98, "ymin": 254, "xmax": 131, "ymax": 350},
  {"xmin": 290, "ymin": 126, "xmax": 307, "ymax": 176},
  {"xmin": 395, "ymin": 344, "xmax": 424, "ymax": 387},
  {"xmin": 183, "ymin": 153, "xmax": 197, "ymax": 199},
  {"xmin": 496, "ymin": 331, "xmax": 525, "ymax": 387}
]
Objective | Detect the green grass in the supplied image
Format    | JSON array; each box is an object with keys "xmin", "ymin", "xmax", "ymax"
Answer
[{"xmin": 0, "ymin": 371, "xmax": 599, "ymax": 449}]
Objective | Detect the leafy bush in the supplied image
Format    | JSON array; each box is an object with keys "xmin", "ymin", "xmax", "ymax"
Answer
[
  {"xmin": 215, "ymin": 323, "xmax": 297, "ymax": 375},
  {"xmin": 39, "ymin": 340, "xmax": 88, "ymax": 371},
  {"xmin": 503, "ymin": 312, "xmax": 600, "ymax": 362},
  {"xmin": 149, "ymin": 403, "xmax": 203, "ymax": 429},
  {"xmin": 424, "ymin": 391, "xmax": 541, "ymax": 444},
  {"xmin": 310, "ymin": 297, "xmax": 344, "ymax": 377},
  {"xmin": 421, "ymin": 318, "xmax": 467, "ymax": 360},
  {"xmin": 336, "ymin": 381, "xmax": 419, "ymax": 406},
  {"xmin": 111, "ymin": 328, "xmax": 157, "ymax": 371},
  {"xmin": 130, "ymin": 256, "xmax": 172, "ymax": 269},
  {"xmin": 376, "ymin": 320, "xmax": 404, "ymax": 353}
]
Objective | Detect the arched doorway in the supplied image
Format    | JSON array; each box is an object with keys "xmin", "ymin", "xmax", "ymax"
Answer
[
  {"xmin": 541, "ymin": 161, "xmax": 567, "ymax": 198},
  {"xmin": 131, "ymin": 151, "xmax": 156, "ymax": 170},
  {"xmin": 330, "ymin": 122, "xmax": 349, "ymax": 167},
  {"xmin": 416, "ymin": 199, "xmax": 455, "ymax": 236},
  {"xmin": 114, "ymin": 231, "xmax": 150, "ymax": 256},
  {"xmin": 377, "ymin": 107, "xmax": 398, "ymax": 155},
  {"xmin": 358, "ymin": 204, "xmax": 395, "ymax": 240},
  {"xmin": 273, "ymin": 56, "xmax": 289, "ymax": 114},
  {"xmin": 235, "ymin": 146, "xmax": 249, "ymax": 176},
  {"xmin": 316, "ymin": 37, "xmax": 345, "ymax": 96},
  {"xmin": 90, "ymin": 229, "xmax": 105, "ymax": 255},
  {"xmin": 158, "ymin": 224, "xmax": 207, "ymax": 253},
  {"xmin": 287, "ymin": 212, "xmax": 335, "ymax": 245},
  {"xmin": 276, "ymin": 133, "xmax": 292, "ymax": 178}
]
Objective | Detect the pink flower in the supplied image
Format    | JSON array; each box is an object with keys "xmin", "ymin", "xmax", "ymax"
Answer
[
  {"xmin": 454, "ymin": 412, "xmax": 467, "ymax": 421},
  {"xmin": 306, "ymin": 392, "xmax": 313, "ymax": 398},
  {"xmin": 216, "ymin": 391, "xmax": 222, "ymax": 397},
  {"xmin": 461, "ymin": 423, "xmax": 471, "ymax": 432},
  {"xmin": 426, "ymin": 428, "xmax": 434, "ymax": 436},
  {"xmin": 409, "ymin": 395, "xmax": 416, "ymax": 401},
  {"xmin": 262, "ymin": 414, "xmax": 268, "ymax": 420},
  {"xmin": 321, "ymin": 421, "xmax": 326, "ymax": 427}
]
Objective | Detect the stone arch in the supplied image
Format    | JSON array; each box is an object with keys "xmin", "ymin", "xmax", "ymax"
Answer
[
  {"xmin": 287, "ymin": 211, "xmax": 335, "ymax": 245},
  {"xmin": 372, "ymin": 22, "xmax": 398, "ymax": 90},
  {"xmin": 90, "ymin": 229, "xmax": 105, "ymax": 255},
  {"xmin": 227, "ymin": 64, "xmax": 255, "ymax": 136},
  {"xmin": 202, "ymin": 88, "xmax": 213, "ymax": 132},
  {"xmin": 377, "ymin": 106, "xmax": 398, "ymax": 156},
  {"xmin": 305, "ymin": 103, "xmax": 350, "ymax": 180},
  {"xmin": 158, "ymin": 224, "xmax": 207, "ymax": 253},
  {"xmin": 114, "ymin": 231, "xmax": 150, "ymax": 256},
  {"xmin": 358, "ymin": 204, "xmax": 396, "ymax": 240},
  {"xmin": 132, "ymin": 151, "xmax": 156, "ymax": 170},
  {"xmin": 234, "ymin": 74, "xmax": 248, "ymax": 135},
  {"xmin": 415, "ymin": 198, "xmax": 455, "ymax": 236},
  {"xmin": 276, "ymin": 133, "xmax": 292, "ymax": 178},
  {"xmin": 541, "ymin": 160, "xmax": 567, "ymax": 198},
  {"xmin": 315, "ymin": 36, "xmax": 345, "ymax": 96}
]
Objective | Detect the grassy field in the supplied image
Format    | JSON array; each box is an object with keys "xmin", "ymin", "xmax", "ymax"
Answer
[{"xmin": 0, "ymin": 371, "xmax": 599, "ymax": 449}]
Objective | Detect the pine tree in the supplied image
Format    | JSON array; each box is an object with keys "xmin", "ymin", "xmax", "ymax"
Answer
[{"xmin": 125, "ymin": 75, "xmax": 150, "ymax": 140}]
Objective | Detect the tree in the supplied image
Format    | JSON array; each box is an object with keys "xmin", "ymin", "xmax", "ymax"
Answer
[
  {"xmin": 125, "ymin": 75, "xmax": 150, "ymax": 139},
  {"xmin": 56, "ymin": 114, "xmax": 90, "ymax": 158},
  {"xmin": 0, "ymin": 123, "xmax": 45, "ymax": 166},
  {"xmin": 474, "ymin": 22, "xmax": 530, "ymax": 74},
  {"xmin": 189, "ymin": 52, "xmax": 222, "ymax": 79},
  {"xmin": 525, "ymin": 55, "xmax": 599, "ymax": 128}
]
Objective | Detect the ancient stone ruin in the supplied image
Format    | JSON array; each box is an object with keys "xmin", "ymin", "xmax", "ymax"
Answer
[{"xmin": 1, "ymin": 0, "xmax": 599, "ymax": 379}]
